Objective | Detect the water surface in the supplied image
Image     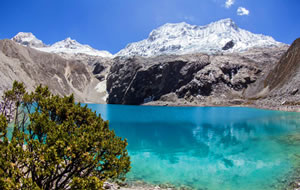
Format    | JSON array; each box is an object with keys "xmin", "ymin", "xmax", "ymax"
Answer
[{"xmin": 87, "ymin": 104, "xmax": 300, "ymax": 190}]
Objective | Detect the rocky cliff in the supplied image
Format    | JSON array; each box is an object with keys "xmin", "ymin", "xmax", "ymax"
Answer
[
  {"xmin": 107, "ymin": 46, "xmax": 288, "ymax": 105},
  {"xmin": 0, "ymin": 39, "xmax": 107, "ymax": 103}
]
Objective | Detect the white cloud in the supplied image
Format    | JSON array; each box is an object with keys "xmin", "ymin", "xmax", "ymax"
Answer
[
  {"xmin": 225, "ymin": 0, "xmax": 235, "ymax": 8},
  {"xmin": 237, "ymin": 7, "xmax": 250, "ymax": 16}
]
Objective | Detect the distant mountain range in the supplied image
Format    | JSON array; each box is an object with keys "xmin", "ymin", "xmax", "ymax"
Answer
[{"xmin": 11, "ymin": 18, "xmax": 285, "ymax": 58}]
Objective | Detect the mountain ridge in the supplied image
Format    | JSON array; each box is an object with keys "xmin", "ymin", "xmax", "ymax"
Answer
[
  {"xmin": 2, "ymin": 36, "xmax": 300, "ymax": 111},
  {"xmin": 11, "ymin": 18, "xmax": 286, "ymax": 59},
  {"xmin": 116, "ymin": 18, "xmax": 285, "ymax": 57},
  {"xmin": 11, "ymin": 32, "xmax": 113, "ymax": 58}
]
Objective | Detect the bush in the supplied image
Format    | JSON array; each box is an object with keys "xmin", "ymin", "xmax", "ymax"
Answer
[{"xmin": 0, "ymin": 81, "xmax": 130, "ymax": 190}]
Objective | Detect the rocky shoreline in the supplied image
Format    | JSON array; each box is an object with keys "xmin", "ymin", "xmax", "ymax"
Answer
[
  {"xmin": 104, "ymin": 180, "xmax": 193, "ymax": 190},
  {"xmin": 143, "ymin": 100, "xmax": 300, "ymax": 113},
  {"xmin": 103, "ymin": 175, "xmax": 300, "ymax": 190}
]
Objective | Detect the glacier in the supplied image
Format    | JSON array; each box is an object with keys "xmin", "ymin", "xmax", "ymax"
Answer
[{"xmin": 116, "ymin": 18, "xmax": 285, "ymax": 57}]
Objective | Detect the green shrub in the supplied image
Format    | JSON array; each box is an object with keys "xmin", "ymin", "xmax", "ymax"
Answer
[{"xmin": 0, "ymin": 81, "xmax": 130, "ymax": 190}]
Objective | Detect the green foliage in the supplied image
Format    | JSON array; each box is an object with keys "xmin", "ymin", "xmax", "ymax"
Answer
[
  {"xmin": 0, "ymin": 81, "xmax": 130, "ymax": 189},
  {"xmin": 0, "ymin": 81, "xmax": 26, "ymax": 123}
]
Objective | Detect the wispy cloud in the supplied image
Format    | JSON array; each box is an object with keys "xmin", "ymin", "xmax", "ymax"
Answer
[
  {"xmin": 237, "ymin": 7, "xmax": 250, "ymax": 16},
  {"xmin": 225, "ymin": 0, "xmax": 235, "ymax": 8}
]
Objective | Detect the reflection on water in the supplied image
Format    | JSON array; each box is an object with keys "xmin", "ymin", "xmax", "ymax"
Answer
[{"xmin": 87, "ymin": 104, "xmax": 300, "ymax": 190}]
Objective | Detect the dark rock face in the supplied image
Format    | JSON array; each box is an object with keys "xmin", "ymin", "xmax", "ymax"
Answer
[
  {"xmin": 107, "ymin": 55, "xmax": 209, "ymax": 104},
  {"xmin": 174, "ymin": 55, "xmax": 263, "ymax": 101},
  {"xmin": 92, "ymin": 63, "xmax": 106, "ymax": 75},
  {"xmin": 92, "ymin": 62, "xmax": 109, "ymax": 81},
  {"xmin": 107, "ymin": 48, "xmax": 287, "ymax": 105},
  {"xmin": 222, "ymin": 40, "xmax": 235, "ymax": 50}
]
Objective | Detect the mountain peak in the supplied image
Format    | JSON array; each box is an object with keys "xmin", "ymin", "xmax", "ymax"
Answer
[
  {"xmin": 39, "ymin": 38, "xmax": 113, "ymax": 57},
  {"xmin": 117, "ymin": 18, "xmax": 284, "ymax": 57},
  {"xmin": 12, "ymin": 34, "xmax": 113, "ymax": 58},
  {"xmin": 216, "ymin": 18, "xmax": 234, "ymax": 24},
  {"xmin": 212, "ymin": 18, "xmax": 238, "ymax": 29},
  {"xmin": 63, "ymin": 37, "xmax": 79, "ymax": 44},
  {"xmin": 12, "ymin": 32, "xmax": 46, "ymax": 48},
  {"xmin": 51, "ymin": 37, "xmax": 82, "ymax": 49},
  {"xmin": 14, "ymin": 32, "xmax": 34, "ymax": 38},
  {"xmin": 147, "ymin": 18, "xmax": 238, "ymax": 43}
]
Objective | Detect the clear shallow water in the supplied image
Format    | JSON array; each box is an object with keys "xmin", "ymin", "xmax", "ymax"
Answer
[{"xmin": 87, "ymin": 105, "xmax": 300, "ymax": 190}]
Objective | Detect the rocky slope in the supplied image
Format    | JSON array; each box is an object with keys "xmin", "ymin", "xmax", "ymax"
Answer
[
  {"xmin": 11, "ymin": 32, "xmax": 114, "ymax": 103},
  {"xmin": 0, "ymin": 39, "xmax": 107, "ymax": 103},
  {"xmin": 264, "ymin": 38, "xmax": 300, "ymax": 94},
  {"xmin": 116, "ymin": 18, "xmax": 284, "ymax": 57},
  {"xmin": 244, "ymin": 38, "xmax": 300, "ymax": 110},
  {"xmin": 107, "ymin": 46, "xmax": 288, "ymax": 105}
]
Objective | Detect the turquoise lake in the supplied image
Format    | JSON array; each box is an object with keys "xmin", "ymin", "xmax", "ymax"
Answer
[{"xmin": 87, "ymin": 104, "xmax": 300, "ymax": 190}]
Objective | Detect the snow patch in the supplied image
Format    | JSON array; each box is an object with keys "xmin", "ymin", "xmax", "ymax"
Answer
[
  {"xmin": 95, "ymin": 80, "xmax": 107, "ymax": 94},
  {"xmin": 95, "ymin": 80, "xmax": 108, "ymax": 102}
]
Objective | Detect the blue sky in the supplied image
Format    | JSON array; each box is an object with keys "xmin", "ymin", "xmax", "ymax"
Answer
[{"xmin": 0, "ymin": 0, "xmax": 299, "ymax": 54}]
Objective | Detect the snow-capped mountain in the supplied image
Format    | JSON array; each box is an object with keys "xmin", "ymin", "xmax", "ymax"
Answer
[
  {"xmin": 36, "ymin": 38, "xmax": 113, "ymax": 58},
  {"xmin": 12, "ymin": 32, "xmax": 46, "ymax": 48},
  {"xmin": 12, "ymin": 18, "xmax": 285, "ymax": 58},
  {"xmin": 116, "ymin": 18, "xmax": 285, "ymax": 57},
  {"xmin": 12, "ymin": 33, "xmax": 113, "ymax": 58}
]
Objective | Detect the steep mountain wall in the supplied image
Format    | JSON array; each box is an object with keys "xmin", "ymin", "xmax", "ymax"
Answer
[
  {"xmin": 107, "ymin": 46, "xmax": 287, "ymax": 105},
  {"xmin": 264, "ymin": 38, "xmax": 300, "ymax": 91},
  {"xmin": 245, "ymin": 38, "xmax": 300, "ymax": 108}
]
